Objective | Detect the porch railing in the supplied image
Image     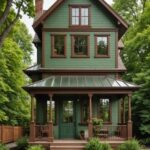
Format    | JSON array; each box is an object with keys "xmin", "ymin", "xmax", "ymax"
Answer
[
  {"xmin": 35, "ymin": 125, "xmax": 49, "ymax": 139},
  {"xmin": 93, "ymin": 125, "xmax": 127, "ymax": 140}
]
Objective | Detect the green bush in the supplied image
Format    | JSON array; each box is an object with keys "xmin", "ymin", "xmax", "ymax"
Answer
[
  {"xmin": 101, "ymin": 143, "xmax": 112, "ymax": 150},
  {"xmin": 16, "ymin": 136, "xmax": 29, "ymax": 150},
  {"xmin": 139, "ymin": 138, "xmax": 150, "ymax": 147},
  {"xmin": 85, "ymin": 138, "xmax": 112, "ymax": 150},
  {"xmin": 0, "ymin": 143, "xmax": 8, "ymax": 150},
  {"xmin": 85, "ymin": 138, "xmax": 102, "ymax": 150},
  {"xmin": 117, "ymin": 139, "xmax": 141, "ymax": 150},
  {"xmin": 27, "ymin": 145, "xmax": 45, "ymax": 150}
]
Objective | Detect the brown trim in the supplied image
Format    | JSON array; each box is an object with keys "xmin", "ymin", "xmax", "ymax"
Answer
[
  {"xmin": 71, "ymin": 35, "xmax": 90, "ymax": 58},
  {"xmin": 42, "ymin": 31, "xmax": 45, "ymax": 67},
  {"xmin": 94, "ymin": 34, "xmax": 110, "ymax": 58},
  {"xmin": 115, "ymin": 31, "xmax": 118, "ymax": 68},
  {"xmin": 43, "ymin": 28, "xmax": 118, "ymax": 32},
  {"xmin": 69, "ymin": 4, "xmax": 91, "ymax": 27},
  {"xmin": 51, "ymin": 34, "xmax": 67, "ymax": 58},
  {"xmin": 24, "ymin": 69, "xmax": 127, "ymax": 76}
]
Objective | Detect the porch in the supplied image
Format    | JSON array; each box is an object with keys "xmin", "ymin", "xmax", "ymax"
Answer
[{"xmin": 23, "ymin": 75, "xmax": 139, "ymax": 145}]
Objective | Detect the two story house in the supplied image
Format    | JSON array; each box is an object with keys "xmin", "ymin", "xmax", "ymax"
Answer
[{"xmin": 24, "ymin": 0, "xmax": 139, "ymax": 149}]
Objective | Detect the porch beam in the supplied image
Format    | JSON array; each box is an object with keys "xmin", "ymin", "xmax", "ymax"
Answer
[
  {"xmin": 29, "ymin": 94, "xmax": 35, "ymax": 142},
  {"xmin": 88, "ymin": 93, "xmax": 93, "ymax": 138},
  {"xmin": 127, "ymin": 94, "xmax": 132, "ymax": 139},
  {"xmin": 48, "ymin": 94, "xmax": 53, "ymax": 142}
]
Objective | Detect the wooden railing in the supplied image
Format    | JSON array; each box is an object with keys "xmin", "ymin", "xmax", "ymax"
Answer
[
  {"xmin": 0, "ymin": 125, "xmax": 23, "ymax": 144},
  {"xmin": 93, "ymin": 125, "xmax": 127, "ymax": 140},
  {"xmin": 35, "ymin": 125, "xmax": 49, "ymax": 139}
]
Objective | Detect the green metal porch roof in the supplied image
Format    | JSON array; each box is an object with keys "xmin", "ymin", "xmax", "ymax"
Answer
[{"xmin": 25, "ymin": 76, "xmax": 139, "ymax": 89}]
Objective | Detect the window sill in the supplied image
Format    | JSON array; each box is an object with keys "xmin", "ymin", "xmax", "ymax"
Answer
[
  {"xmin": 95, "ymin": 55, "xmax": 110, "ymax": 58},
  {"xmin": 78, "ymin": 123, "xmax": 88, "ymax": 126},
  {"xmin": 51, "ymin": 55, "xmax": 66, "ymax": 58},
  {"xmin": 69, "ymin": 25, "xmax": 91, "ymax": 29},
  {"xmin": 71, "ymin": 55, "xmax": 90, "ymax": 58}
]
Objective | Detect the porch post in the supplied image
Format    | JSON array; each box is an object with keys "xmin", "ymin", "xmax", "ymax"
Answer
[
  {"xmin": 127, "ymin": 94, "xmax": 132, "ymax": 139},
  {"xmin": 88, "ymin": 93, "xmax": 93, "ymax": 138},
  {"xmin": 29, "ymin": 94, "xmax": 35, "ymax": 142},
  {"xmin": 48, "ymin": 94, "xmax": 53, "ymax": 142}
]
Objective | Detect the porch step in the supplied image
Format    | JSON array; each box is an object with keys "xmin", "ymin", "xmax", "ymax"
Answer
[{"xmin": 50, "ymin": 140, "xmax": 87, "ymax": 150}]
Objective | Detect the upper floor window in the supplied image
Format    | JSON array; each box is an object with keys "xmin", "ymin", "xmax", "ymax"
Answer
[
  {"xmin": 95, "ymin": 35, "xmax": 110, "ymax": 58},
  {"xmin": 70, "ymin": 5, "xmax": 90, "ymax": 26},
  {"xmin": 51, "ymin": 34, "xmax": 66, "ymax": 58},
  {"xmin": 71, "ymin": 35, "xmax": 89, "ymax": 58}
]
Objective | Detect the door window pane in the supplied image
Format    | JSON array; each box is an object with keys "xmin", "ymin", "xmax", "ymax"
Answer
[{"xmin": 63, "ymin": 101, "xmax": 73, "ymax": 123}]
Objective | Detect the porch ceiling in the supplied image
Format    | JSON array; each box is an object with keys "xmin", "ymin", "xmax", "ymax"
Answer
[{"xmin": 24, "ymin": 76, "xmax": 139, "ymax": 91}]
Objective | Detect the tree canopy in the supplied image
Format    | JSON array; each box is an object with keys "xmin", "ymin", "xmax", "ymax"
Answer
[
  {"xmin": 0, "ymin": 0, "xmax": 34, "ymax": 47},
  {"xmin": 113, "ymin": 0, "xmax": 150, "ymax": 138}
]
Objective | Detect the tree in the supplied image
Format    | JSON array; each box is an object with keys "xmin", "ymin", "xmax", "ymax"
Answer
[
  {"xmin": 113, "ymin": 0, "xmax": 150, "ymax": 138},
  {"xmin": 0, "ymin": 0, "xmax": 34, "ymax": 47}
]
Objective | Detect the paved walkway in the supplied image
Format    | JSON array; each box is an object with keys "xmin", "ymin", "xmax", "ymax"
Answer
[{"xmin": 6, "ymin": 143, "xmax": 17, "ymax": 150}]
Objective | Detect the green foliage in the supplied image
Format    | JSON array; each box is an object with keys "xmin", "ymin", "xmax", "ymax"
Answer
[
  {"xmin": 85, "ymin": 138, "xmax": 112, "ymax": 150},
  {"xmin": 16, "ymin": 136, "xmax": 29, "ymax": 150},
  {"xmin": 139, "ymin": 138, "xmax": 150, "ymax": 146},
  {"xmin": 0, "ymin": 143, "xmax": 8, "ymax": 150},
  {"xmin": 101, "ymin": 143, "xmax": 112, "ymax": 150},
  {"xmin": 113, "ymin": 0, "xmax": 150, "ymax": 138},
  {"xmin": 93, "ymin": 118, "xmax": 103, "ymax": 128},
  {"xmin": 27, "ymin": 145, "xmax": 45, "ymax": 150},
  {"xmin": 117, "ymin": 139, "xmax": 141, "ymax": 150},
  {"xmin": 85, "ymin": 138, "xmax": 102, "ymax": 150}
]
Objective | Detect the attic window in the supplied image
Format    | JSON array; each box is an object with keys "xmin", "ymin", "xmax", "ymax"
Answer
[
  {"xmin": 95, "ymin": 35, "xmax": 110, "ymax": 58},
  {"xmin": 70, "ymin": 5, "xmax": 90, "ymax": 26},
  {"xmin": 51, "ymin": 34, "xmax": 66, "ymax": 58}
]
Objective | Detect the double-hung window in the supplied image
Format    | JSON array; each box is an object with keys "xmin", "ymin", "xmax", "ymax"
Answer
[
  {"xmin": 95, "ymin": 35, "xmax": 110, "ymax": 57},
  {"xmin": 70, "ymin": 5, "xmax": 90, "ymax": 26}
]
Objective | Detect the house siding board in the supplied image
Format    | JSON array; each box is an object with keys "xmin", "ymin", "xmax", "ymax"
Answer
[
  {"xmin": 44, "ymin": 32, "xmax": 116, "ymax": 69},
  {"xmin": 112, "ymin": 100, "xmax": 119, "ymax": 125},
  {"xmin": 36, "ymin": 98, "xmax": 47, "ymax": 124},
  {"xmin": 37, "ymin": 45, "xmax": 42, "ymax": 65},
  {"xmin": 44, "ymin": 0, "xmax": 116, "ymax": 28}
]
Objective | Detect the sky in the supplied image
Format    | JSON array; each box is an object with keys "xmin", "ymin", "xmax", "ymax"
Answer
[{"xmin": 21, "ymin": 0, "xmax": 113, "ymax": 64}]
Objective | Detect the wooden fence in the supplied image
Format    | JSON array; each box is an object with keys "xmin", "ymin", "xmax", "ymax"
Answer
[{"xmin": 0, "ymin": 125, "xmax": 23, "ymax": 144}]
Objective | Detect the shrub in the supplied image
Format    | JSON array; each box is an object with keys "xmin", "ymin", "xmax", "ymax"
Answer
[
  {"xmin": 117, "ymin": 139, "xmax": 141, "ymax": 150},
  {"xmin": 139, "ymin": 138, "xmax": 150, "ymax": 147},
  {"xmin": 101, "ymin": 143, "xmax": 112, "ymax": 150},
  {"xmin": 85, "ymin": 138, "xmax": 112, "ymax": 150},
  {"xmin": 27, "ymin": 145, "xmax": 45, "ymax": 150},
  {"xmin": 16, "ymin": 136, "xmax": 29, "ymax": 150},
  {"xmin": 85, "ymin": 138, "xmax": 102, "ymax": 150},
  {"xmin": 0, "ymin": 143, "xmax": 8, "ymax": 150}
]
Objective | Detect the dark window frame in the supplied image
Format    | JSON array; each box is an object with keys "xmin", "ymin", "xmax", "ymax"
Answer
[
  {"xmin": 97, "ymin": 98, "xmax": 112, "ymax": 124},
  {"xmin": 71, "ymin": 34, "xmax": 90, "ymax": 58},
  {"xmin": 69, "ymin": 4, "xmax": 91, "ymax": 27},
  {"xmin": 95, "ymin": 35, "xmax": 110, "ymax": 58},
  {"xmin": 51, "ymin": 34, "xmax": 67, "ymax": 58}
]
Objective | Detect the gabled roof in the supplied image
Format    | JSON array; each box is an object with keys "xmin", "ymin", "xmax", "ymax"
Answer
[{"xmin": 33, "ymin": 0, "xmax": 128, "ymax": 38}]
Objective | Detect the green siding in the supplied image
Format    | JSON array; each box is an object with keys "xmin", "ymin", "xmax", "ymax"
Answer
[
  {"xmin": 44, "ymin": 0, "xmax": 116, "ymax": 28},
  {"xmin": 44, "ymin": 32, "xmax": 116, "ymax": 69},
  {"xmin": 112, "ymin": 100, "xmax": 119, "ymax": 125},
  {"xmin": 36, "ymin": 98, "xmax": 47, "ymax": 124}
]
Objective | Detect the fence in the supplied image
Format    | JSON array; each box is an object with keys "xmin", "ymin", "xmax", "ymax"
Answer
[{"xmin": 0, "ymin": 125, "xmax": 23, "ymax": 144}]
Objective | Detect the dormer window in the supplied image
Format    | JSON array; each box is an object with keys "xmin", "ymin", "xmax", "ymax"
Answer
[
  {"xmin": 70, "ymin": 5, "xmax": 90, "ymax": 27},
  {"xmin": 95, "ymin": 35, "xmax": 110, "ymax": 58}
]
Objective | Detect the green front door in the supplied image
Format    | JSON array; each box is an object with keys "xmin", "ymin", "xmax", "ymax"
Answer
[{"xmin": 59, "ymin": 100, "xmax": 75, "ymax": 139}]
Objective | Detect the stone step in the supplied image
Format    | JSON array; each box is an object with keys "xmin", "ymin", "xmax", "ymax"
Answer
[{"xmin": 50, "ymin": 145, "xmax": 85, "ymax": 150}]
